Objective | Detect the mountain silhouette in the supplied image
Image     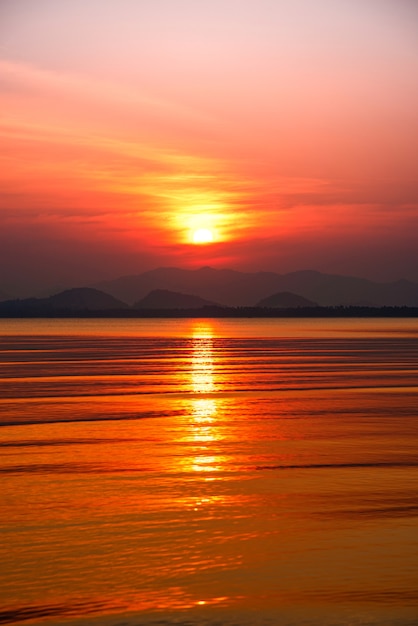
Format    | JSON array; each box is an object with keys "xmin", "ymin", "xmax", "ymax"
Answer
[
  {"xmin": 134, "ymin": 289, "xmax": 219, "ymax": 309},
  {"xmin": 257, "ymin": 291, "xmax": 317, "ymax": 308},
  {"xmin": 47, "ymin": 288, "xmax": 128, "ymax": 310},
  {"xmin": 95, "ymin": 267, "xmax": 241, "ymax": 305},
  {"xmin": 94, "ymin": 267, "xmax": 418, "ymax": 307},
  {"xmin": 0, "ymin": 288, "xmax": 128, "ymax": 314}
]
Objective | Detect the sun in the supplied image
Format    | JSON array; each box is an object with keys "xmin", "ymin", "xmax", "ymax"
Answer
[{"xmin": 192, "ymin": 228, "xmax": 214, "ymax": 244}]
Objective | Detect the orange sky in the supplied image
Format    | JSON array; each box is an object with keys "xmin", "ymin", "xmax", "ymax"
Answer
[{"xmin": 1, "ymin": 0, "xmax": 417, "ymax": 295}]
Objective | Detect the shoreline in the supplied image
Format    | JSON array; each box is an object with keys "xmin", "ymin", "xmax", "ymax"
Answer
[{"xmin": 1, "ymin": 305, "xmax": 418, "ymax": 319}]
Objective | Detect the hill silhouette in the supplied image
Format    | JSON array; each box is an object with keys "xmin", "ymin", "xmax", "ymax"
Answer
[
  {"xmin": 1, "ymin": 286, "xmax": 417, "ymax": 318},
  {"xmin": 2, "ymin": 268, "xmax": 418, "ymax": 314},
  {"xmin": 47, "ymin": 288, "xmax": 128, "ymax": 310},
  {"xmin": 257, "ymin": 291, "xmax": 316, "ymax": 308},
  {"xmin": 94, "ymin": 267, "xmax": 418, "ymax": 307},
  {"xmin": 135, "ymin": 289, "xmax": 219, "ymax": 309},
  {"xmin": 95, "ymin": 267, "xmax": 241, "ymax": 305},
  {"xmin": 0, "ymin": 288, "xmax": 128, "ymax": 315}
]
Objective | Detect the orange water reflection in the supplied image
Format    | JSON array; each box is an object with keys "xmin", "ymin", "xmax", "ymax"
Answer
[
  {"xmin": 189, "ymin": 322, "xmax": 224, "ymax": 474},
  {"xmin": 191, "ymin": 321, "xmax": 216, "ymax": 395}
]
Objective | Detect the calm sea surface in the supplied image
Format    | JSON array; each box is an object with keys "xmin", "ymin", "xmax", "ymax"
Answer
[{"xmin": 0, "ymin": 318, "xmax": 417, "ymax": 626}]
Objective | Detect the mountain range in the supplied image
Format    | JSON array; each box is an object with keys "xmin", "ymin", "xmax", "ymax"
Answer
[
  {"xmin": 0, "ymin": 288, "xmax": 128, "ymax": 315},
  {"xmin": 1, "ymin": 267, "xmax": 418, "ymax": 314},
  {"xmin": 134, "ymin": 289, "xmax": 218, "ymax": 309},
  {"xmin": 93, "ymin": 266, "xmax": 418, "ymax": 308},
  {"xmin": 257, "ymin": 291, "xmax": 316, "ymax": 308}
]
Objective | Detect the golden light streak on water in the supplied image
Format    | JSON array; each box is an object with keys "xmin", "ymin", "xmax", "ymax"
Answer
[{"xmin": 189, "ymin": 322, "xmax": 225, "ymax": 475}]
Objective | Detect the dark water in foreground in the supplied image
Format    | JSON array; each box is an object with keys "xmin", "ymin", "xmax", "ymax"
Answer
[{"xmin": 0, "ymin": 318, "xmax": 417, "ymax": 626}]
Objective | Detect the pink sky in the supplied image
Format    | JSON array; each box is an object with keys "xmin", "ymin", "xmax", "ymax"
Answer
[{"xmin": 1, "ymin": 0, "xmax": 417, "ymax": 295}]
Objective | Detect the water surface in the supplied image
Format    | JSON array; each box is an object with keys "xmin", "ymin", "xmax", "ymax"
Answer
[{"xmin": 1, "ymin": 318, "xmax": 417, "ymax": 625}]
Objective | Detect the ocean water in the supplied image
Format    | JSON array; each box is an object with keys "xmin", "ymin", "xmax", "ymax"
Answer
[{"xmin": 0, "ymin": 318, "xmax": 417, "ymax": 626}]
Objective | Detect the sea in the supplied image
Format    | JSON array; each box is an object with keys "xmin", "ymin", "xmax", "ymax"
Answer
[{"xmin": 0, "ymin": 317, "xmax": 417, "ymax": 626}]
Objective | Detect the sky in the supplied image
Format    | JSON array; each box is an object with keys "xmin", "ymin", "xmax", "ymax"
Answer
[{"xmin": 1, "ymin": 0, "xmax": 418, "ymax": 295}]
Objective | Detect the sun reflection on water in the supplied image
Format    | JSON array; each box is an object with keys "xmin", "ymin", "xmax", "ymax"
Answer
[
  {"xmin": 191, "ymin": 323, "xmax": 215, "ymax": 396},
  {"xmin": 189, "ymin": 323, "xmax": 224, "ymax": 474}
]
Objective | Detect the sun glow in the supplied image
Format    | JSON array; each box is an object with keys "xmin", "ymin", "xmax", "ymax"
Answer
[{"xmin": 192, "ymin": 227, "xmax": 214, "ymax": 244}]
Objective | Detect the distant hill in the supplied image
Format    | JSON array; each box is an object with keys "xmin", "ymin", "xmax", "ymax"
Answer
[
  {"xmin": 0, "ymin": 290, "xmax": 11, "ymax": 302},
  {"xmin": 135, "ymin": 289, "xmax": 219, "ymax": 309},
  {"xmin": 0, "ymin": 288, "xmax": 128, "ymax": 315},
  {"xmin": 257, "ymin": 291, "xmax": 317, "ymax": 308},
  {"xmin": 95, "ymin": 266, "xmax": 243, "ymax": 305},
  {"xmin": 93, "ymin": 266, "xmax": 418, "ymax": 308},
  {"xmin": 47, "ymin": 288, "xmax": 128, "ymax": 310}
]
